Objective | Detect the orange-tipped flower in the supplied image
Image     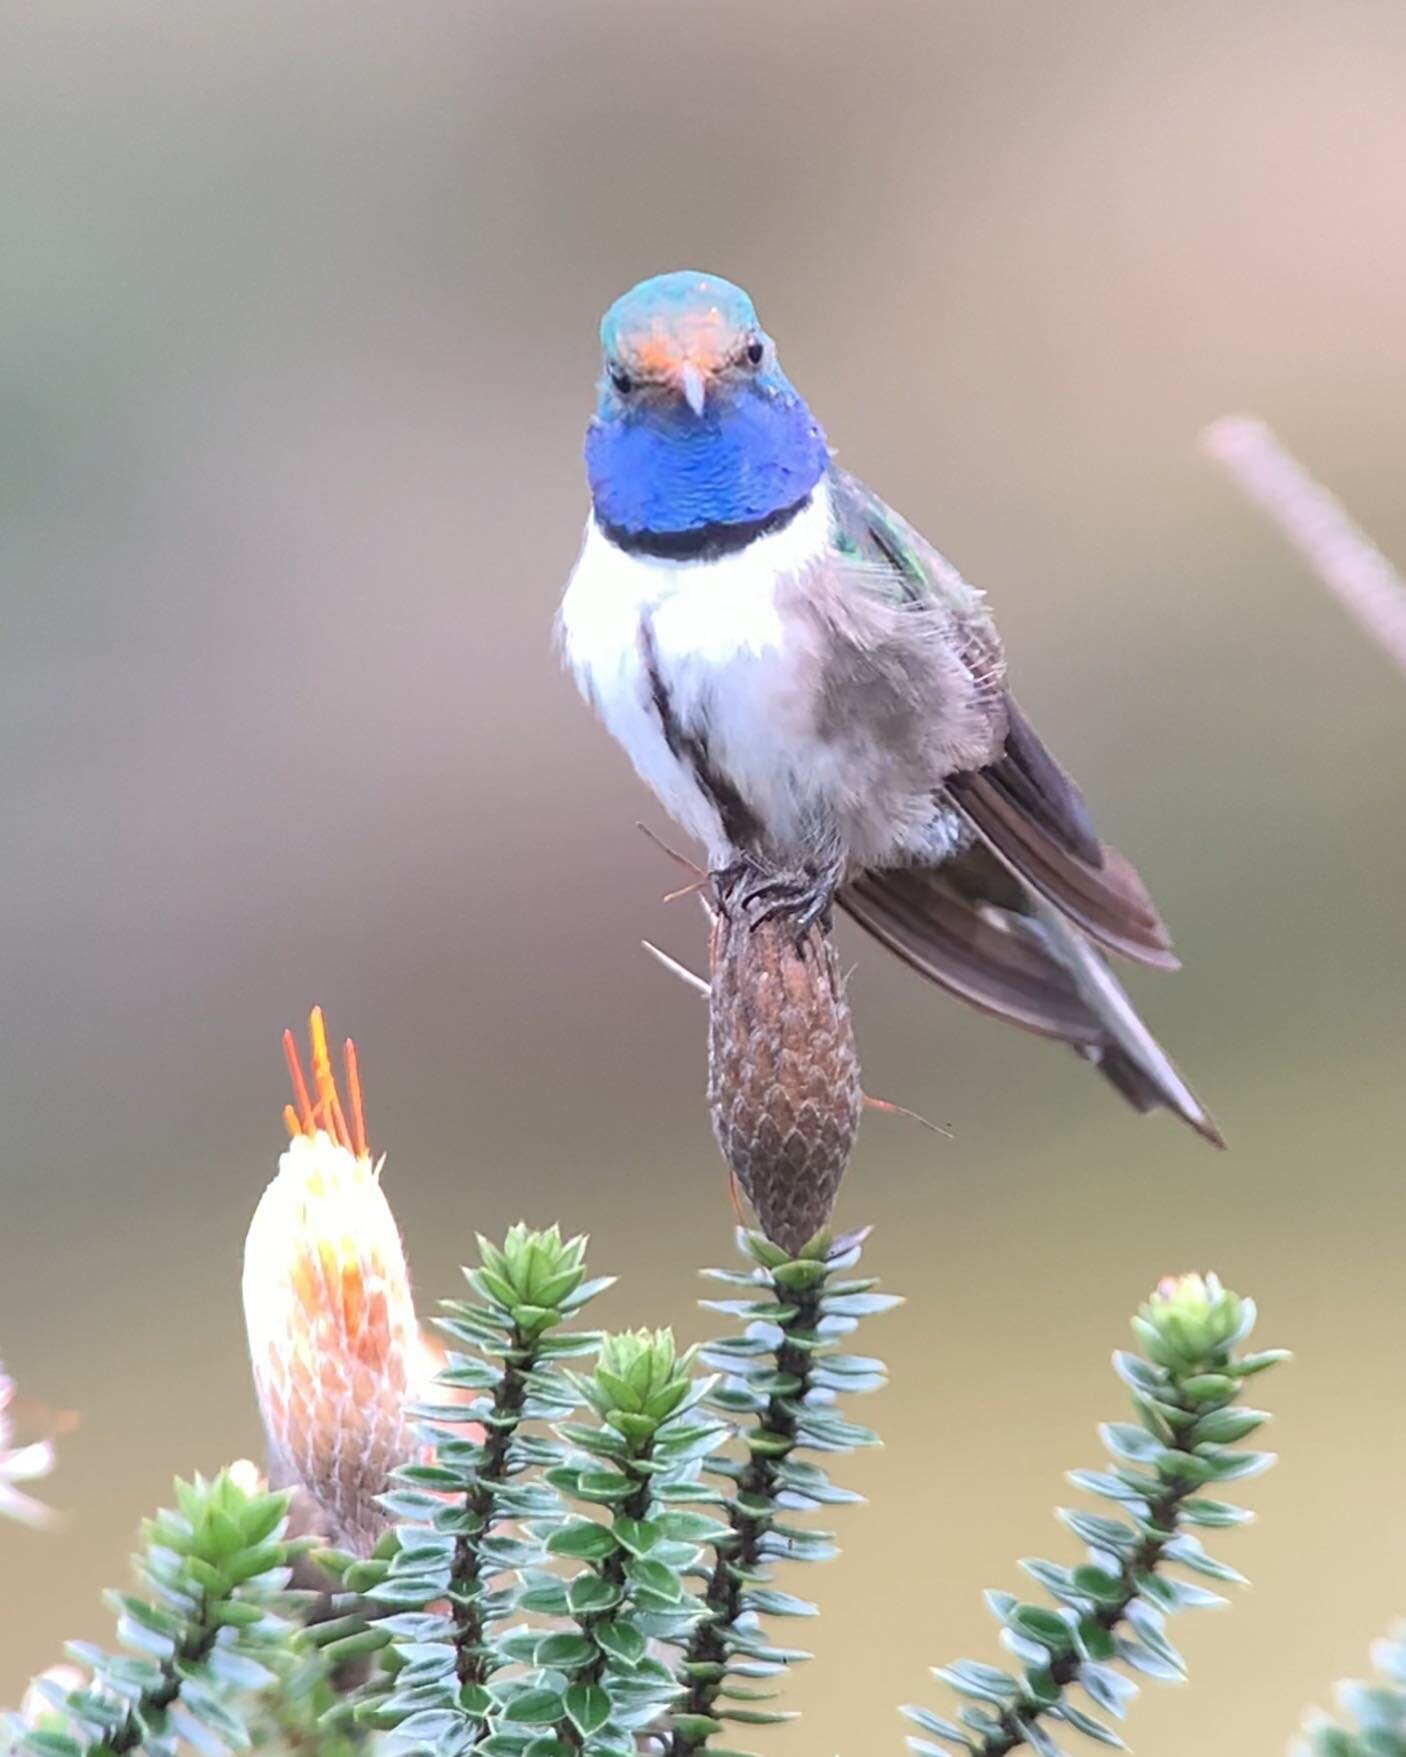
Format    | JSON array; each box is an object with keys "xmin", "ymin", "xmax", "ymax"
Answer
[{"xmin": 241, "ymin": 1008, "xmax": 427, "ymax": 1554}]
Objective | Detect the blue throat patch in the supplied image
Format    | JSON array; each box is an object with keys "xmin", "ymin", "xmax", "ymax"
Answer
[{"xmin": 586, "ymin": 385, "xmax": 829, "ymax": 553}]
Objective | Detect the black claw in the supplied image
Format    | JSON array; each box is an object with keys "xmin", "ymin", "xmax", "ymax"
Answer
[
  {"xmin": 793, "ymin": 886, "xmax": 836, "ymax": 936},
  {"xmin": 711, "ymin": 859, "xmax": 839, "ymax": 940}
]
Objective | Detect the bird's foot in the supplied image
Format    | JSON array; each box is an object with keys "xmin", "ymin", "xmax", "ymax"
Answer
[{"xmin": 712, "ymin": 857, "xmax": 841, "ymax": 939}]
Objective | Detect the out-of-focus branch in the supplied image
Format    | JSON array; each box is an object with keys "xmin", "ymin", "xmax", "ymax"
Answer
[{"xmin": 1201, "ymin": 415, "xmax": 1406, "ymax": 678}]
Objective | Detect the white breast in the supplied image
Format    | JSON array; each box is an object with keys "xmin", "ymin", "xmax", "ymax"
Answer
[{"xmin": 557, "ymin": 487, "xmax": 834, "ymax": 863}]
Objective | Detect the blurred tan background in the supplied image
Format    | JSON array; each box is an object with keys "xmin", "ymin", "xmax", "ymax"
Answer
[{"xmin": 3, "ymin": 2, "xmax": 1404, "ymax": 1750}]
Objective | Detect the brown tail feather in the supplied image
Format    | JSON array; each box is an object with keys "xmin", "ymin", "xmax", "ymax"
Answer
[
  {"xmin": 943, "ymin": 696, "xmax": 1178, "ymax": 970},
  {"xmin": 841, "ymin": 866, "xmax": 1101, "ymax": 1043},
  {"xmin": 839, "ymin": 863, "xmax": 1222, "ymax": 1146},
  {"xmin": 946, "ymin": 771, "xmax": 1180, "ymax": 969}
]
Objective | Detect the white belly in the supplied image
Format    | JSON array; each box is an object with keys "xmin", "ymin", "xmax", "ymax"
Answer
[{"xmin": 557, "ymin": 490, "xmax": 835, "ymax": 865}]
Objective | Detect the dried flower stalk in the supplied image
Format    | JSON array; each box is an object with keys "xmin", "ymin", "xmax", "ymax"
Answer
[{"xmin": 707, "ymin": 895, "xmax": 862, "ymax": 1254}]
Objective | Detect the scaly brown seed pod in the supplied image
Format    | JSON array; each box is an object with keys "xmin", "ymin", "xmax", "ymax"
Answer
[
  {"xmin": 241, "ymin": 1008, "xmax": 430, "ymax": 1555},
  {"xmin": 707, "ymin": 895, "xmax": 862, "ymax": 1255}
]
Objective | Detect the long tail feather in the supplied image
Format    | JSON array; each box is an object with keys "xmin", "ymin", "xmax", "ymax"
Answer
[
  {"xmin": 1029, "ymin": 897, "xmax": 1223, "ymax": 1146},
  {"xmin": 839, "ymin": 864, "xmax": 1222, "ymax": 1146}
]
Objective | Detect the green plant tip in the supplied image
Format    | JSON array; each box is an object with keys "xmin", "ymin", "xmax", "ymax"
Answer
[{"xmin": 1138, "ymin": 1272, "xmax": 1251, "ymax": 1371}]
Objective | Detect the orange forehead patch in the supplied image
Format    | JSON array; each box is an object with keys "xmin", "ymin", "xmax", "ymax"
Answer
[{"xmin": 625, "ymin": 308, "xmax": 733, "ymax": 378}]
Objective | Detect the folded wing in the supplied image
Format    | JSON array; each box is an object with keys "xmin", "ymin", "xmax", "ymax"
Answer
[{"xmin": 944, "ymin": 696, "xmax": 1179, "ymax": 970}]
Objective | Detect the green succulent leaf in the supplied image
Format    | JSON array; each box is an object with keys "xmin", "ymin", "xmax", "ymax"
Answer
[
  {"xmin": 657, "ymin": 1229, "xmax": 894, "ymax": 1755},
  {"xmin": 8, "ymin": 1471, "xmax": 300, "ymax": 1757},
  {"xmin": 563, "ymin": 1683, "xmax": 612, "ymax": 1738}
]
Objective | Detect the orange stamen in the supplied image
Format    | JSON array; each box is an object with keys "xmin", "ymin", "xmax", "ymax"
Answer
[
  {"xmin": 327, "ymin": 1088, "xmax": 351, "ymax": 1153},
  {"xmin": 344, "ymin": 1037, "xmax": 368, "ymax": 1160},
  {"xmin": 283, "ymin": 1029, "xmax": 316, "ymax": 1135},
  {"xmin": 279, "ymin": 1008, "xmax": 371, "ymax": 1156},
  {"xmin": 309, "ymin": 1007, "xmax": 352, "ymax": 1153}
]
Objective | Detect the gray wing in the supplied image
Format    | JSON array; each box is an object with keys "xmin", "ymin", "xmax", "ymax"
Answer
[
  {"xmin": 827, "ymin": 471, "xmax": 1217, "ymax": 1143},
  {"xmin": 827, "ymin": 467, "xmax": 1177, "ymax": 969}
]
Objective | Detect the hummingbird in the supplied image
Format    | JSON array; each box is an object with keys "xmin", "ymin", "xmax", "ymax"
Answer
[{"xmin": 558, "ymin": 270, "xmax": 1221, "ymax": 1145}]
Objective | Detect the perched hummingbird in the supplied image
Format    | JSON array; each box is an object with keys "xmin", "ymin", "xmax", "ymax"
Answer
[{"xmin": 559, "ymin": 271, "xmax": 1220, "ymax": 1144}]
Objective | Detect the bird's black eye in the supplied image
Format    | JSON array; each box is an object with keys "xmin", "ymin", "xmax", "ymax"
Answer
[
  {"xmin": 609, "ymin": 365, "xmax": 633, "ymax": 394},
  {"xmin": 745, "ymin": 338, "xmax": 765, "ymax": 366}
]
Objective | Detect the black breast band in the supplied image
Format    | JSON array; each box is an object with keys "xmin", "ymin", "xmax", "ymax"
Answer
[{"xmin": 598, "ymin": 491, "xmax": 812, "ymax": 561}]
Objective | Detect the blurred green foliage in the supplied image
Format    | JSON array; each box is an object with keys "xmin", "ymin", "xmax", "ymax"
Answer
[{"xmin": 909, "ymin": 1273, "xmax": 1284, "ymax": 1754}]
